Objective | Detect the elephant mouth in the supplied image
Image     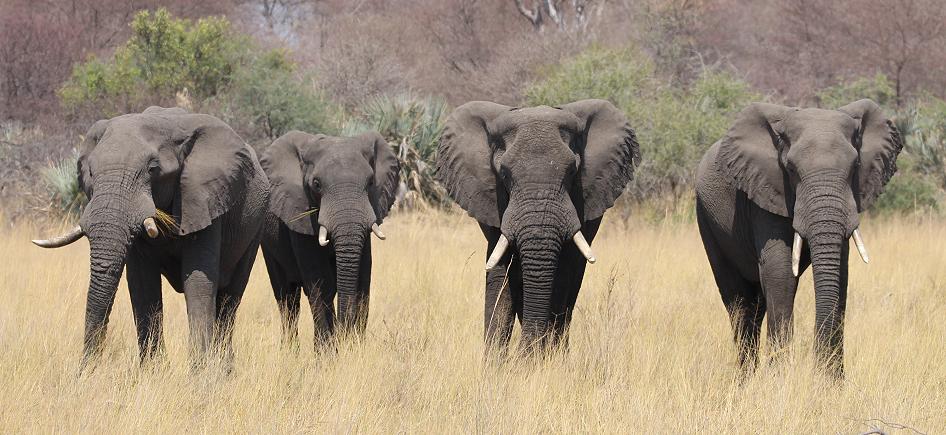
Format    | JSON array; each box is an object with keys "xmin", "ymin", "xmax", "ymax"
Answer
[
  {"xmin": 790, "ymin": 229, "xmax": 869, "ymax": 277},
  {"xmin": 484, "ymin": 230, "xmax": 596, "ymax": 270}
]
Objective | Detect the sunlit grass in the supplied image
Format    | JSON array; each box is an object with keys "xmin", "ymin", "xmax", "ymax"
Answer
[{"xmin": 0, "ymin": 211, "xmax": 943, "ymax": 432}]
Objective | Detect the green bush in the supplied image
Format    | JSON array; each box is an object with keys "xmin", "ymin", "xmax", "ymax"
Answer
[
  {"xmin": 871, "ymin": 154, "xmax": 942, "ymax": 215},
  {"xmin": 60, "ymin": 9, "xmax": 244, "ymax": 119},
  {"xmin": 343, "ymin": 93, "xmax": 449, "ymax": 208},
  {"xmin": 816, "ymin": 73, "xmax": 897, "ymax": 110},
  {"xmin": 226, "ymin": 50, "xmax": 340, "ymax": 142},
  {"xmin": 526, "ymin": 46, "xmax": 758, "ymax": 202},
  {"xmin": 41, "ymin": 151, "xmax": 86, "ymax": 216}
]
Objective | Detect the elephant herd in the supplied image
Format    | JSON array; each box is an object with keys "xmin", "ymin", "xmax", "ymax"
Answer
[{"xmin": 33, "ymin": 98, "xmax": 902, "ymax": 378}]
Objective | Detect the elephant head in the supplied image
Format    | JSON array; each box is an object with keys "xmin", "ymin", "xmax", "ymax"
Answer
[
  {"xmin": 716, "ymin": 99, "xmax": 901, "ymax": 368},
  {"xmin": 33, "ymin": 106, "xmax": 257, "ymax": 359},
  {"xmin": 437, "ymin": 99, "xmax": 640, "ymax": 344},
  {"xmin": 261, "ymin": 131, "xmax": 399, "ymax": 328}
]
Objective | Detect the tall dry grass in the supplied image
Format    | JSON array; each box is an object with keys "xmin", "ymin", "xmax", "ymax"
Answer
[{"xmin": 0, "ymin": 211, "xmax": 943, "ymax": 433}]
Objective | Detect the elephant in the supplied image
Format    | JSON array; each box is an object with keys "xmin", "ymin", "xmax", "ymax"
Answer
[
  {"xmin": 32, "ymin": 106, "xmax": 270, "ymax": 368},
  {"xmin": 695, "ymin": 99, "xmax": 902, "ymax": 377},
  {"xmin": 436, "ymin": 99, "xmax": 640, "ymax": 353},
  {"xmin": 259, "ymin": 130, "xmax": 399, "ymax": 345}
]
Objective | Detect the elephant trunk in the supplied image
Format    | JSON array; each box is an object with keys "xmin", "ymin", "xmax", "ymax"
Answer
[
  {"xmin": 800, "ymin": 188, "xmax": 851, "ymax": 378},
  {"xmin": 517, "ymin": 228, "xmax": 564, "ymax": 351},
  {"xmin": 332, "ymin": 221, "xmax": 368, "ymax": 333},
  {"xmin": 81, "ymin": 189, "xmax": 138, "ymax": 364}
]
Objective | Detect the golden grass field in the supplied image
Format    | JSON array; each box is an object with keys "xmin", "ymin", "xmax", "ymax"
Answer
[{"xmin": 0, "ymin": 210, "xmax": 944, "ymax": 433}]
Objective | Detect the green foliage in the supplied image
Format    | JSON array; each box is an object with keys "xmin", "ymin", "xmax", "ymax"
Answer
[
  {"xmin": 342, "ymin": 93, "xmax": 449, "ymax": 208},
  {"xmin": 526, "ymin": 46, "xmax": 758, "ymax": 201},
  {"xmin": 872, "ymin": 154, "xmax": 942, "ymax": 215},
  {"xmin": 41, "ymin": 151, "xmax": 86, "ymax": 216},
  {"xmin": 817, "ymin": 74, "xmax": 897, "ymax": 109},
  {"xmin": 227, "ymin": 50, "xmax": 340, "ymax": 142},
  {"xmin": 60, "ymin": 8, "xmax": 244, "ymax": 118}
]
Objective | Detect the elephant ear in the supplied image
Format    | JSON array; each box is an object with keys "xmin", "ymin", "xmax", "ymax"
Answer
[
  {"xmin": 366, "ymin": 132, "xmax": 400, "ymax": 222},
  {"xmin": 558, "ymin": 99, "xmax": 641, "ymax": 221},
  {"xmin": 77, "ymin": 119, "xmax": 110, "ymax": 196},
  {"xmin": 838, "ymin": 99, "xmax": 903, "ymax": 212},
  {"xmin": 437, "ymin": 101, "xmax": 513, "ymax": 227},
  {"xmin": 715, "ymin": 102, "xmax": 796, "ymax": 217},
  {"xmin": 173, "ymin": 114, "xmax": 257, "ymax": 235},
  {"xmin": 260, "ymin": 131, "xmax": 318, "ymax": 235}
]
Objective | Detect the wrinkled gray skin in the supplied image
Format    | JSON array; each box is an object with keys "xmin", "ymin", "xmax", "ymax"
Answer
[
  {"xmin": 33, "ymin": 107, "xmax": 270, "ymax": 368},
  {"xmin": 695, "ymin": 99, "xmax": 902, "ymax": 377},
  {"xmin": 260, "ymin": 131, "xmax": 399, "ymax": 345},
  {"xmin": 437, "ymin": 99, "xmax": 640, "ymax": 354}
]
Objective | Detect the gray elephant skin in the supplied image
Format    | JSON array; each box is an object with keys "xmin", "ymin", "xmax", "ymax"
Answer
[
  {"xmin": 260, "ymin": 131, "xmax": 399, "ymax": 345},
  {"xmin": 437, "ymin": 99, "xmax": 640, "ymax": 353},
  {"xmin": 695, "ymin": 99, "xmax": 902, "ymax": 376},
  {"xmin": 33, "ymin": 106, "xmax": 270, "ymax": 367}
]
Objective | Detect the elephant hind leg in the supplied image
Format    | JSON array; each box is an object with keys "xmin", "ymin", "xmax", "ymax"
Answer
[
  {"xmin": 698, "ymin": 206, "xmax": 765, "ymax": 373},
  {"xmin": 214, "ymin": 242, "xmax": 259, "ymax": 366}
]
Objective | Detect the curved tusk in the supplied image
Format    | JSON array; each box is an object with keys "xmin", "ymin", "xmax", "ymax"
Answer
[
  {"xmin": 791, "ymin": 232, "xmax": 802, "ymax": 277},
  {"xmin": 318, "ymin": 226, "xmax": 330, "ymax": 246},
  {"xmin": 32, "ymin": 225, "xmax": 85, "ymax": 248},
  {"xmin": 852, "ymin": 229, "xmax": 869, "ymax": 264},
  {"xmin": 573, "ymin": 231, "xmax": 596, "ymax": 264},
  {"xmin": 371, "ymin": 223, "xmax": 386, "ymax": 240},
  {"xmin": 143, "ymin": 217, "xmax": 159, "ymax": 238},
  {"xmin": 485, "ymin": 234, "xmax": 510, "ymax": 270}
]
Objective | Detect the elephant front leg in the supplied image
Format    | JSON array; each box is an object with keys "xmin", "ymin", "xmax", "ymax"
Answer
[
  {"xmin": 758, "ymin": 238, "xmax": 800, "ymax": 362},
  {"xmin": 126, "ymin": 246, "xmax": 165, "ymax": 363},
  {"xmin": 182, "ymin": 224, "xmax": 222, "ymax": 363},
  {"xmin": 481, "ymin": 226, "xmax": 519, "ymax": 355}
]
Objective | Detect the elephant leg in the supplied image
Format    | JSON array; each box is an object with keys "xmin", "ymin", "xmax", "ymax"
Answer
[
  {"xmin": 214, "ymin": 240, "xmax": 258, "ymax": 366},
  {"xmin": 354, "ymin": 239, "xmax": 372, "ymax": 333},
  {"xmin": 549, "ymin": 218, "xmax": 600, "ymax": 349},
  {"xmin": 698, "ymin": 211, "xmax": 764, "ymax": 372},
  {"xmin": 182, "ymin": 223, "xmax": 222, "ymax": 362},
  {"xmin": 263, "ymin": 250, "xmax": 301, "ymax": 343},
  {"xmin": 290, "ymin": 234, "xmax": 336, "ymax": 347},
  {"xmin": 126, "ymin": 246, "xmax": 164, "ymax": 363},
  {"xmin": 758, "ymin": 237, "xmax": 799, "ymax": 361},
  {"xmin": 481, "ymin": 225, "xmax": 519, "ymax": 354}
]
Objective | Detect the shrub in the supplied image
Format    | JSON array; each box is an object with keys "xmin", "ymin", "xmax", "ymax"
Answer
[
  {"xmin": 41, "ymin": 151, "xmax": 86, "ymax": 216},
  {"xmin": 59, "ymin": 8, "xmax": 245, "ymax": 119},
  {"xmin": 342, "ymin": 93, "xmax": 449, "ymax": 209},
  {"xmin": 816, "ymin": 73, "xmax": 898, "ymax": 109},
  {"xmin": 225, "ymin": 50, "xmax": 340, "ymax": 143},
  {"xmin": 526, "ymin": 46, "xmax": 758, "ymax": 202},
  {"xmin": 871, "ymin": 154, "xmax": 942, "ymax": 215}
]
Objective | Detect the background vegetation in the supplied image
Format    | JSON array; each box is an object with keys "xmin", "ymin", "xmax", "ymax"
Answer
[{"xmin": 3, "ymin": 1, "xmax": 946, "ymax": 222}]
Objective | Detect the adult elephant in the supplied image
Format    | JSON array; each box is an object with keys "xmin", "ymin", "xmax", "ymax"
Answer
[
  {"xmin": 437, "ymin": 99, "xmax": 640, "ymax": 353},
  {"xmin": 33, "ymin": 107, "xmax": 270, "ymax": 368},
  {"xmin": 260, "ymin": 131, "xmax": 399, "ymax": 345},
  {"xmin": 695, "ymin": 99, "xmax": 902, "ymax": 377}
]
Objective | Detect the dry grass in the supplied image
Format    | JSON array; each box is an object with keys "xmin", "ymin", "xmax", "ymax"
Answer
[{"xmin": 0, "ymin": 211, "xmax": 944, "ymax": 433}]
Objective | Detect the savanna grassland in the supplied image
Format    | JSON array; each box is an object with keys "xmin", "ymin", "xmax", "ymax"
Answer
[{"xmin": 0, "ymin": 211, "xmax": 944, "ymax": 433}]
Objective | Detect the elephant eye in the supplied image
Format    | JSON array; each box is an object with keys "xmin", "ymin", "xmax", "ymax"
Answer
[
  {"xmin": 148, "ymin": 160, "xmax": 160, "ymax": 174},
  {"xmin": 311, "ymin": 178, "xmax": 321, "ymax": 191}
]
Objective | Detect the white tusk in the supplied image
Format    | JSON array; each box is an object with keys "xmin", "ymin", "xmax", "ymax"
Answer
[
  {"xmin": 143, "ymin": 218, "xmax": 159, "ymax": 238},
  {"xmin": 485, "ymin": 235, "xmax": 510, "ymax": 270},
  {"xmin": 32, "ymin": 225, "xmax": 85, "ymax": 248},
  {"xmin": 573, "ymin": 231, "xmax": 596, "ymax": 264},
  {"xmin": 792, "ymin": 232, "xmax": 802, "ymax": 277},
  {"xmin": 318, "ymin": 226, "xmax": 329, "ymax": 246},
  {"xmin": 852, "ymin": 229, "xmax": 869, "ymax": 264},
  {"xmin": 371, "ymin": 223, "xmax": 386, "ymax": 240}
]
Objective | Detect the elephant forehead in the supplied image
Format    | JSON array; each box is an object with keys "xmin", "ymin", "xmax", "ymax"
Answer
[
  {"xmin": 489, "ymin": 106, "xmax": 580, "ymax": 134},
  {"xmin": 784, "ymin": 109, "xmax": 858, "ymax": 137}
]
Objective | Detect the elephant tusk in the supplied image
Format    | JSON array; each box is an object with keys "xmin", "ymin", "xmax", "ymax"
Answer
[
  {"xmin": 791, "ymin": 232, "xmax": 802, "ymax": 277},
  {"xmin": 573, "ymin": 231, "xmax": 596, "ymax": 264},
  {"xmin": 318, "ymin": 226, "xmax": 329, "ymax": 246},
  {"xmin": 852, "ymin": 229, "xmax": 869, "ymax": 264},
  {"xmin": 32, "ymin": 225, "xmax": 85, "ymax": 248},
  {"xmin": 485, "ymin": 234, "xmax": 510, "ymax": 270},
  {"xmin": 371, "ymin": 223, "xmax": 386, "ymax": 240},
  {"xmin": 143, "ymin": 217, "xmax": 159, "ymax": 238}
]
